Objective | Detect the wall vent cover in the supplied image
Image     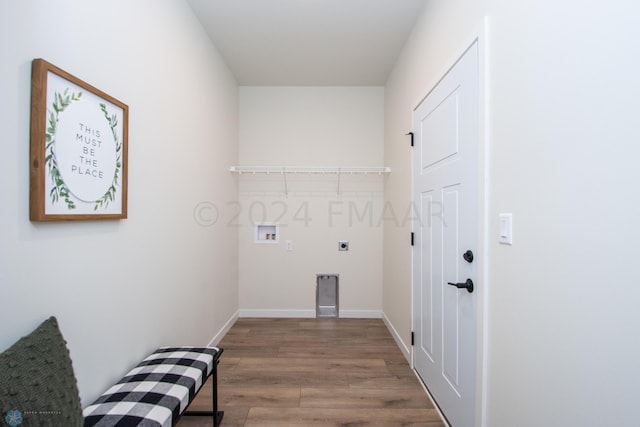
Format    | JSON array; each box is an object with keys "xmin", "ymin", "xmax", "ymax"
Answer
[{"xmin": 316, "ymin": 274, "xmax": 339, "ymax": 318}]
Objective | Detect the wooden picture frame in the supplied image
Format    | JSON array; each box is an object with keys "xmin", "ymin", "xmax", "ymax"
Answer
[{"xmin": 30, "ymin": 58, "xmax": 128, "ymax": 221}]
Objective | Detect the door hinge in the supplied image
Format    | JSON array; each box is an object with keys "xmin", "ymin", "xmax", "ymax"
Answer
[
  {"xmin": 411, "ymin": 331, "xmax": 415, "ymax": 346},
  {"xmin": 411, "ymin": 232, "xmax": 414, "ymax": 246},
  {"xmin": 406, "ymin": 131, "xmax": 414, "ymax": 147}
]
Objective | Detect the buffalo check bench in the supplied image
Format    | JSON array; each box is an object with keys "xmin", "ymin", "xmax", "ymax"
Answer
[{"xmin": 83, "ymin": 346, "xmax": 223, "ymax": 427}]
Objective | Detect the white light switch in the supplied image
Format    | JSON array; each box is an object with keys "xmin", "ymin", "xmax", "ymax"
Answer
[
  {"xmin": 285, "ymin": 240, "xmax": 293, "ymax": 251},
  {"xmin": 499, "ymin": 213, "xmax": 513, "ymax": 245}
]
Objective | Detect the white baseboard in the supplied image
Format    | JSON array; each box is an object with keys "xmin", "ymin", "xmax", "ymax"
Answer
[
  {"xmin": 382, "ymin": 313, "xmax": 447, "ymax": 426},
  {"xmin": 238, "ymin": 309, "xmax": 316, "ymax": 318},
  {"xmin": 207, "ymin": 311, "xmax": 239, "ymax": 347},
  {"xmin": 382, "ymin": 312, "xmax": 411, "ymax": 363},
  {"xmin": 339, "ymin": 310, "xmax": 382, "ymax": 319},
  {"xmin": 238, "ymin": 309, "xmax": 382, "ymax": 319}
]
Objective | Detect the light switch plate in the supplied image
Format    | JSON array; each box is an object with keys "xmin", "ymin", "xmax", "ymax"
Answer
[
  {"xmin": 285, "ymin": 240, "xmax": 293, "ymax": 251},
  {"xmin": 499, "ymin": 213, "xmax": 513, "ymax": 245}
]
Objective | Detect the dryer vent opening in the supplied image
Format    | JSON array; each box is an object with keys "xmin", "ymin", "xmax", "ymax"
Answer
[{"xmin": 316, "ymin": 274, "xmax": 339, "ymax": 318}]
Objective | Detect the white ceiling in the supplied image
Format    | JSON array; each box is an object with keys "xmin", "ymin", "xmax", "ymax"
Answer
[{"xmin": 187, "ymin": 0, "xmax": 427, "ymax": 86}]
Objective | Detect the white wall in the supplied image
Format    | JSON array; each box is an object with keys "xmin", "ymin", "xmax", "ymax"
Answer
[
  {"xmin": 485, "ymin": 1, "xmax": 640, "ymax": 425},
  {"xmin": 0, "ymin": 0, "xmax": 239, "ymax": 405},
  {"xmin": 384, "ymin": 0, "xmax": 640, "ymax": 425},
  {"xmin": 383, "ymin": 0, "xmax": 485, "ymax": 366},
  {"xmin": 238, "ymin": 87, "xmax": 384, "ymax": 317}
]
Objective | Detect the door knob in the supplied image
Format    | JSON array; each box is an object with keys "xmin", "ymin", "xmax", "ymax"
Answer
[
  {"xmin": 463, "ymin": 250, "xmax": 474, "ymax": 263},
  {"xmin": 447, "ymin": 279, "xmax": 474, "ymax": 293}
]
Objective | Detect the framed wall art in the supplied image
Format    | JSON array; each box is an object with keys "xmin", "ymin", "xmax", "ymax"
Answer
[{"xmin": 30, "ymin": 58, "xmax": 128, "ymax": 221}]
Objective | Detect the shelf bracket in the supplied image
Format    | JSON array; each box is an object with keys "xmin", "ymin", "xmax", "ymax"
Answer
[{"xmin": 282, "ymin": 167, "xmax": 288, "ymax": 197}]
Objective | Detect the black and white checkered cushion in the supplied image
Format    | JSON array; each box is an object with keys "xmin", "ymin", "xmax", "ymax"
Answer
[{"xmin": 83, "ymin": 346, "xmax": 221, "ymax": 427}]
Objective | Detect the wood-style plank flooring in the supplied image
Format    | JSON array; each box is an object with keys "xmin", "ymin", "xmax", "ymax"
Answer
[{"xmin": 177, "ymin": 318, "xmax": 445, "ymax": 427}]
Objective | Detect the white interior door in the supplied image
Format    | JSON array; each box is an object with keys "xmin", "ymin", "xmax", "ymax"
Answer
[{"xmin": 412, "ymin": 42, "xmax": 479, "ymax": 427}]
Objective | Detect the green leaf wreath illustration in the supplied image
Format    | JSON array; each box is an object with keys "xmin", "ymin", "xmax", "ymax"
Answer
[
  {"xmin": 45, "ymin": 91, "xmax": 122, "ymax": 211},
  {"xmin": 94, "ymin": 103, "xmax": 122, "ymax": 211},
  {"xmin": 45, "ymin": 88, "xmax": 82, "ymax": 209}
]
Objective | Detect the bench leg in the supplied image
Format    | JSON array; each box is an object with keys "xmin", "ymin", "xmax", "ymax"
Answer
[
  {"xmin": 182, "ymin": 358, "xmax": 224, "ymax": 426},
  {"xmin": 212, "ymin": 358, "xmax": 224, "ymax": 427}
]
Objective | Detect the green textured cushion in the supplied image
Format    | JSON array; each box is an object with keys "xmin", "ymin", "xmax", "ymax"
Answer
[{"xmin": 0, "ymin": 316, "xmax": 83, "ymax": 426}]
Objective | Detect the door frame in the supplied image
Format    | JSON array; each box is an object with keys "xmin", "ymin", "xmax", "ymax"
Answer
[{"xmin": 410, "ymin": 21, "xmax": 490, "ymax": 427}]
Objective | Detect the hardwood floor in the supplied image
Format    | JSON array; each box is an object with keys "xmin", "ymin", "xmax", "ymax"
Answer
[{"xmin": 177, "ymin": 318, "xmax": 445, "ymax": 427}]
